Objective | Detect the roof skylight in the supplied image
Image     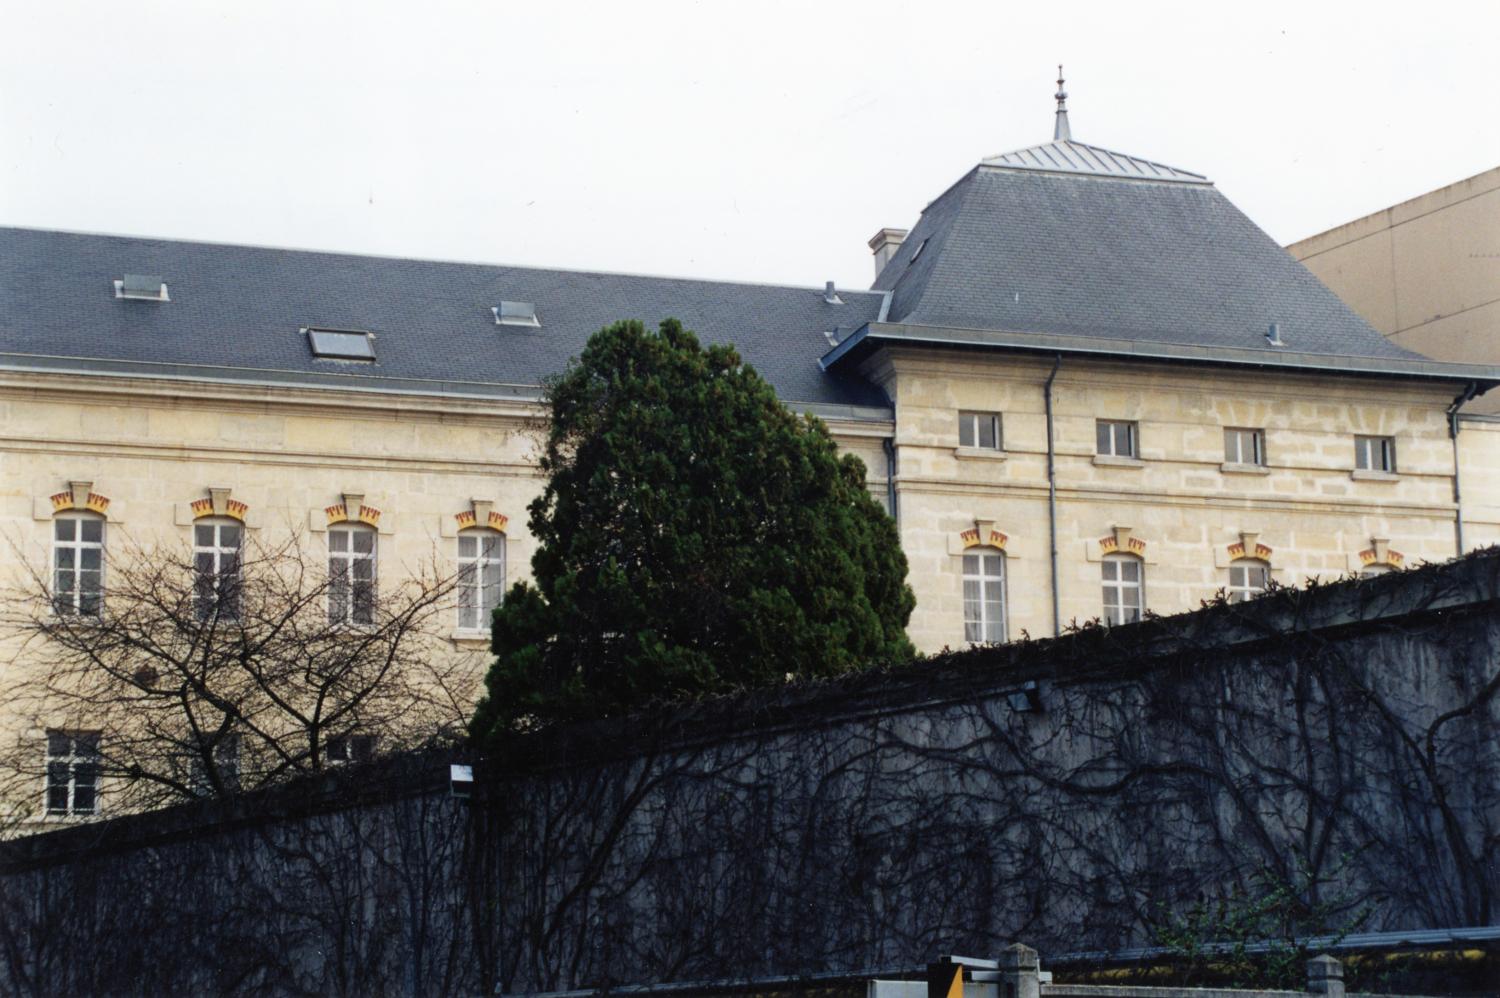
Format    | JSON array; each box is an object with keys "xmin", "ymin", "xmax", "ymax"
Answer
[
  {"xmin": 493, "ymin": 301, "xmax": 540, "ymax": 328},
  {"xmin": 115, "ymin": 274, "xmax": 169, "ymax": 301},
  {"xmin": 305, "ymin": 327, "xmax": 375, "ymax": 361}
]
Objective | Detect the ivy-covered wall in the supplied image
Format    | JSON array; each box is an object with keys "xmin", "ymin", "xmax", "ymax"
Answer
[{"xmin": 3, "ymin": 553, "xmax": 1499, "ymax": 996}]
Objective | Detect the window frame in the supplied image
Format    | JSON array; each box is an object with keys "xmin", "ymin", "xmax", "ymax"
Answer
[
  {"xmin": 1227, "ymin": 558, "xmax": 1270, "ymax": 603},
  {"xmin": 327, "ymin": 524, "xmax": 378, "ymax": 626},
  {"xmin": 52, "ymin": 513, "xmax": 106, "ymax": 618},
  {"xmin": 456, "ymin": 528, "xmax": 506, "ymax": 632},
  {"xmin": 325, "ymin": 733, "xmax": 376, "ymax": 766},
  {"xmin": 45, "ymin": 729, "xmax": 101, "ymax": 818},
  {"xmin": 1101, "ymin": 553, "xmax": 1144, "ymax": 625},
  {"xmin": 1354, "ymin": 434, "xmax": 1396, "ymax": 473},
  {"xmin": 305, "ymin": 327, "xmax": 375, "ymax": 362},
  {"xmin": 958, "ymin": 410, "xmax": 1003, "ymax": 451},
  {"xmin": 1096, "ymin": 420, "xmax": 1138, "ymax": 459},
  {"xmin": 1224, "ymin": 427, "xmax": 1266, "ymax": 466},
  {"xmin": 961, "ymin": 549, "xmax": 1007, "ymax": 644},
  {"xmin": 193, "ymin": 518, "xmax": 243, "ymax": 622}
]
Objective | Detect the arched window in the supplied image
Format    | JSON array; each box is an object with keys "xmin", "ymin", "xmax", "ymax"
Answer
[
  {"xmin": 1227, "ymin": 559, "xmax": 1269, "ymax": 603},
  {"xmin": 962, "ymin": 550, "xmax": 1006, "ymax": 644},
  {"xmin": 1101, "ymin": 553, "xmax": 1144, "ymax": 625},
  {"xmin": 54, "ymin": 513, "xmax": 105, "ymax": 617},
  {"xmin": 1360, "ymin": 563, "xmax": 1394, "ymax": 579},
  {"xmin": 194, "ymin": 519, "xmax": 242, "ymax": 621},
  {"xmin": 328, "ymin": 524, "xmax": 377, "ymax": 625},
  {"xmin": 457, "ymin": 528, "xmax": 506, "ymax": 631}
]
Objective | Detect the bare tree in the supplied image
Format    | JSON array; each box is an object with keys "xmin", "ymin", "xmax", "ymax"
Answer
[{"xmin": 0, "ymin": 526, "xmax": 479, "ymax": 819}]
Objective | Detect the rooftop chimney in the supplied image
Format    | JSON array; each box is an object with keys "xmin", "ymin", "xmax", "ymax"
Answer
[{"xmin": 868, "ymin": 228, "xmax": 908, "ymax": 279}]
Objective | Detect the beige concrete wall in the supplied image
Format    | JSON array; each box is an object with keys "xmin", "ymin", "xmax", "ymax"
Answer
[
  {"xmin": 869, "ymin": 349, "xmax": 1466, "ymax": 652},
  {"xmin": 1288, "ymin": 166, "xmax": 1500, "ymax": 410}
]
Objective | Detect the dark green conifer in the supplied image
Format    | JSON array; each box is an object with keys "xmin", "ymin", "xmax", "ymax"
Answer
[{"xmin": 471, "ymin": 318, "xmax": 913, "ymax": 737}]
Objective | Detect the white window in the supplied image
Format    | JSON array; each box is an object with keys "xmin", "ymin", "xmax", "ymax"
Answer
[
  {"xmin": 328, "ymin": 525, "xmax": 377, "ymax": 625},
  {"xmin": 962, "ymin": 551, "xmax": 1006, "ymax": 644},
  {"xmin": 1228, "ymin": 559, "xmax": 1269, "ymax": 603},
  {"xmin": 325, "ymin": 734, "xmax": 376, "ymax": 766},
  {"xmin": 46, "ymin": 730, "xmax": 100, "ymax": 817},
  {"xmin": 53, "ymin": 514, "xmax": 105, "ymax": 617},
  {"xmin": 175, "ymin": 734, "xmax": 241, "ymax": 797},
  {"xmin": 1096, "ymin": 420, "xmax": 1138, "ymax": 458},
  {"xmin": 1224, "ymin": 428, "xmax": 1266, "ymax": 466},
  {"xmin": 1101, "ymin": 554, "xmax": 1144, "ymax": 625},
  {"xmin": 1354, "ymin": 435, "xmax": 1396, "ymax": 472},
  {"xmin": 194, "ymin": 520, "xmax": 242, "ymax": 621},
  {"xmin": 457, "ymin": 529, "xmax": 506, "ymax": 631},
  {"xmin": 958, "ymin": 411, "xmax": 1002, "ymax": 450},
  {"xmin": 1360, "ymin": 564, "xmax": 1395, "ymax": 579}
]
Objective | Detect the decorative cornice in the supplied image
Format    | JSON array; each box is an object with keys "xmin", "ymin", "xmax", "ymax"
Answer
[
  {"xmin": 190, "ymin": 487, "xmax": 248, "ymax": 522},
  {"xmin": 50, "ymin": 481, "xmax": 110, "ymax": 515},
  {"xmin": 325, "ymin": 492, "xmax": 381, "ymax": 528},
  {"xmin": 1099, "ymin": 525, "xmax": 1146, "ymax": 557},
  {"xmin": 1360, "ymin": 538, "xmax": 1404, "ymax": 568}
]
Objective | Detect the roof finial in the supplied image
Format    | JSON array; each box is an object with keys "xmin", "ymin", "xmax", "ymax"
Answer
[{"xmin": 1053, "ymin": 64, "xmax": 1072, "ymax": 142}]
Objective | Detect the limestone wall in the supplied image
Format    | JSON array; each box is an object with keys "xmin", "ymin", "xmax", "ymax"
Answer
[{"xmin": 874, "ymin": 349, "xmax": 1471, "ymax": 651}]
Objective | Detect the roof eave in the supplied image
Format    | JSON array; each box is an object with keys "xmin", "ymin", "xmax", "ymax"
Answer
[{"xmin": 820, "ymin": 322, "xmax": 1500, "ymax": 388}]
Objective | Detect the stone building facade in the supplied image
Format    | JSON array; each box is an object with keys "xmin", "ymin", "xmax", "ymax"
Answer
[{"xmin": 4, "ymin": 98, "xmax": 1500, "ymax": 822}]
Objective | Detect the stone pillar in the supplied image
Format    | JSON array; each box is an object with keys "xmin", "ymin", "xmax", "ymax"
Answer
[
  {"xmin": 998, "ymin": 943, "xmax": 1041, "ymax": 998},
  {"xmin": 1307, "ymin": 954, "xmax": 1344, "ymax": 998}
]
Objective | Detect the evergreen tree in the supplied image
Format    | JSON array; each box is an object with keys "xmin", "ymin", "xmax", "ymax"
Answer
[{"xmin": 471, "ymin": 319, "xmax": 914, "ymax": 736}]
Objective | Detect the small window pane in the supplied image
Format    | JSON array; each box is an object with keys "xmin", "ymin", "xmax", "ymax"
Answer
[
  {"xmin": 81, "ymin": 548, "xmax": 100, "ymax": 570},
  {"xmin": 353, "ymin": 531, "xmax": 375, "ymax": 555},
  {"xmin": 458, "ymin": 535, "xmax": 476, "ymax": 557},
  {"xmin": 308, "ymin": 328, "xmax": 375, "ymax": 360},
  {"xmin": 55, "ymin": 519, "xmax": 75, "ymax": 541},
  {"xmin": 80, "ymin": 520, "xmax": 103, "ymax": 543},
  {"xmin": 329, "ymin": 530, "xmax": 349, "ymax": 553},
  {"xmin": 221, "ymin": 525, "xmax": 241, "ymax": 548},
  {"xmin": 1096, "ymin": 421, "xmax": 1111, "ymax": 454}
]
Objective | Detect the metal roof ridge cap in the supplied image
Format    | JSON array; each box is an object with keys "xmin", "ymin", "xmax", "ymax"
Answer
[
  {"xmin": 840, "ymin": 322, "xmax": 1500, "ymax": 381},
  {"xmin": 975, "ymin": 162, "xmax": 1214, "ymax": 186}
]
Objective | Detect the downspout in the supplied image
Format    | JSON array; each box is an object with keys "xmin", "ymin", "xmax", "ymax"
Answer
[
  {"xmin": 882, "ymin": 436, "xmax": 898, "ymax": 525},
  {"xmin": 1044, "ymin": 354, "xmax": 1062, "ymax": 637},
  {"xmin": 1448, "ymin": 381, "xmax": 1479, "ymax": 556}
]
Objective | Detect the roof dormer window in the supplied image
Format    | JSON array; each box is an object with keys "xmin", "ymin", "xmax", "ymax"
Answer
[
  {"xmin": 114, "ymin": 274, "xmax": 169, "ymax": 301},
  {"xmin": 492, "ymin": 301, "xmax": 540, "ymax": 328},
  {"xmin": 305, "ymin": 327, "xmax": 375, "ymax": 361}
]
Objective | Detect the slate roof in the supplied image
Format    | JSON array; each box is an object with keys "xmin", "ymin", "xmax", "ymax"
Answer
[
  {"xmin": 865, "ymin": 154, "xmax": 1429, "ymax": 365},
  {"xmin": 0, "ymin": 227, "xmax": 890, "ymax": 413}
]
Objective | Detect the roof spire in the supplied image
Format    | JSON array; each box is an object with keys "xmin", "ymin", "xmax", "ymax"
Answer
[{"xmin": 1053, "ymin": 64, "xmax": 1071, "ymax": 141}]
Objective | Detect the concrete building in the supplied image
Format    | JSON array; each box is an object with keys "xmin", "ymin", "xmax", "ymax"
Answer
[
  {"xmin": 6, "ymin": 87, "xmax": 1500, "ymax": 821},
  {"xmin": 1287, "ymin": 165, "xmax": 1500, "ymax": 406}
]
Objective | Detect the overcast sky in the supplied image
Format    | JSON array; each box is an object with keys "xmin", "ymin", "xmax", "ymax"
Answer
[{"xmin": 3, "ymin": 2, "xmax": 1496, "ymax": 292}]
